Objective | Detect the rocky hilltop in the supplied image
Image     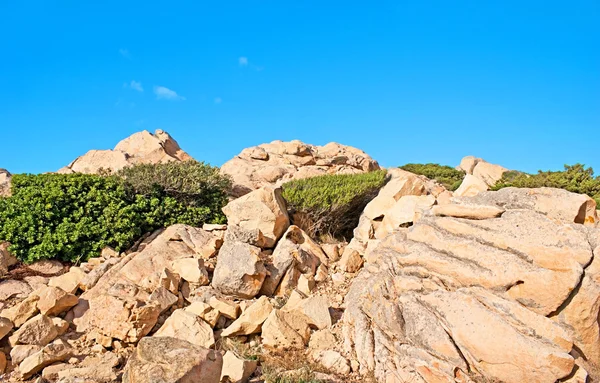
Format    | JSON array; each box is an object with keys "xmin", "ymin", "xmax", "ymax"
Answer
[{"xmin": 0, "ymin": 130, "xmax": 599, "ymax": 383}]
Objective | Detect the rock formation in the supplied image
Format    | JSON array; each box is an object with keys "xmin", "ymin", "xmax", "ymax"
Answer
[
  {"xmin": 455, "ymin": 155, "xmax": 508, "ymax": 197},
  {"xmin": 58, "ymin": 129, "xmax": 191, "ymax": 174},
  {"xmin": 221, "ymin": 140, "xmax": 380, "ymax": 196}
]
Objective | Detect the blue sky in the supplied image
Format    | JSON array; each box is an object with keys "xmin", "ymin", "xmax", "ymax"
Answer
[{"xmin": 1, "ymin": 1, "xmax": 598, "ymax": 174}]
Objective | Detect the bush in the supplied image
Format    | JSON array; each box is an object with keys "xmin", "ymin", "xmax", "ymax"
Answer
[
  {"xmin": 492, "ymin": 164, "xmax": 600, "ymax": 205},
  {"xmin": 281, "ymin": 170, "xmax": 387, "ymax": 240},
  {"xmin": 399, "ymin": 163, "xmax": 465, "ymax": 191},
  {"xmin": 116, "ymin": 160, "xmax": 231, "ymax": 225},
  {"xmin": 0, "ymin": 161, "xmax": 231, "ymax": 264}
]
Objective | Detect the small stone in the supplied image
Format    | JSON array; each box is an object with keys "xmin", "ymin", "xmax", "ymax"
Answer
[
  {"xmin": 331, "ymin": 273, "xmax": 345, "ymax": 286},
  {"xmin": 42, "ymin": 363, "xmax": 68, "ymax": 381},
  {"xmin": 309, "ymin": 329, "xmax": 337, "ymax": 351},
  {"xmin": 0, "ymin": 279, "xmax": 33, "ymax": 301},
  {"xmin": 53, "ymin": 317, "xmax": 69, "ymax": 336},
  {"xmin": 297, "ymin": 274, "xmax": 316, "ymax": 295},
  {"xmin": 172, "ymin": 258, "xmax": 209, "ymax": 285},
  {"xmin": 339, "ymin": 248, "xmax": 363, "ymax": 273},
  {"xmin": 221, "ymin": 296, "xmax": 274, "ymax": 337},
  {"xmin": 91, "ymin": 344, "xmax": 105, "ymax": 353},
  {"xmin": 220, "ymin": 351, "xmax": 258, "ymax": 383},
  {"xmin": 321, "ymin": 244, "xmax": 341, "ymax": 262},
  {"xmin": 36, "ymin": 286, "xmax": 79, "ymax": 316},
  {"xmin": 9, "ymin": 314, "xmax": 58, "ymax": 346},
  {"xmin": 19, "ymin": 339, "xmax": 73, "ymax": 379},
  {"xmin": 153, "ymin": 309, "xmax": 215, "ymax": 348},
  {"xmin": 0, "ymin": 317, "xmax": 13, "ymax": 341},
  {"xmin": 185, "ymin": 301, "xmax": 220, "ymax": 328},
  {"xmin": 312, "ymin": 350, "xmax": 351, "ymax": 375},
  {"xmin": 10, "ymin": 345, "xmax": 42, "ymax": 365},
  {"xmin": 209, "ymin": 296, "xmax": 240, "ymax": 320},
  {"xmin": 48, "ymin": 267, "xmax": 86, "ymax": 294},
  {"xmin": 0, "ymin": 295, "xmax": 40, "ymax": 327},
  {"xmin": 314, "ymin": 264, "xmax": 328, "ymax": 283}
]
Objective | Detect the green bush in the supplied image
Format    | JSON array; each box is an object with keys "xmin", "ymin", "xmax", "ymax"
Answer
[
  {"xmin": 281, "ymin": 170, "xmax": 388, "ymax": 239},
  {"xmin": 492, "ymin": 164, "xmax": 600, "ymax": 205},
  {"xmin": 0, "ymin": 161, "xmax": 231, "ymax": 264},
  {"xmin": 399, "ymin": 163, "xmax": 465, "ymax": 191},
  {"xmin": 116, "ymin": 160, "xmax": 231, "ymax": 225}
]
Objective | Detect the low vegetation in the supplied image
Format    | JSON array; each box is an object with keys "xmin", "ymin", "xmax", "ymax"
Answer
[
  {"xmin": 281, "ymin": 170, "xmax": 387, "ymax": 240},
  {"xmin": 492, "ymin": 164, "xmax": 600, "ymax": 205},
  {"xmin": 0, "ymin": 161, "xmax": 231, "ymax": 264},
  {"xmin": 399, "ymin": 163, "xmax": 465, "ymax": 191}
]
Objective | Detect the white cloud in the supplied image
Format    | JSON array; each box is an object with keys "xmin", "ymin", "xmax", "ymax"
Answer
[
  {"xmin": 214, "ymin": 97, "xmax": 222, "ymax": 104},
  {"xmin": 125, "ymin": 80, "xmax": 143, "ymax": 92},
  {"xmin": 119, "ymin": 48, "xmax": 131, "ymax": 59},
  {"xmin": 154, "ymin": 86, "xmax": 186, "ymax": 101},
  {"xmin": 239, "ymin": 56, "xmax": 248, "ymax": 66}
]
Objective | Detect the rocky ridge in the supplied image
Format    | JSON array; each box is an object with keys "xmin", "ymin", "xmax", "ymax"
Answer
[{"xmin": 0, "ymin": 131, "xmax": 599, "ymax": 383}]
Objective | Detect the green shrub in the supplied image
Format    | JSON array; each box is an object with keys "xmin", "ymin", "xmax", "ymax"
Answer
[
  {"xmin": 399, "ymin": 163, "xmax": 465, "ymax": 191},
  {"xmin": 0, "ymin": 161, "xmax": 231, "ymax": 264},
  {"xmin": 492, "ymin": 164, "xmax": 600, "ymax": 205},
  {"xmin": 116, "ymin": 160, "xmax": 231, "ymax": 225},
  {"xmin": 281, "ymin": 170, "xmax": 388, "ymax": 239}
]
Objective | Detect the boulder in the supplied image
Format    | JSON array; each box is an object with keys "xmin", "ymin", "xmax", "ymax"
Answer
[
  {"xmin": 35, "ymin": 286, "xmax": 79, "ymax": 316},
  {"xmin": 221, "ymin": 140, "xmax": 380, "ymax": 197},
  {"xmin": 122, "ymin": 336, "xmax": 223, "ymax": 383},
  {"xmin": 339, "ymin": 248, "xmax": 363, "ymax": 273},
  {"xmin": 19, "ymin": 339, "xmax": 73, "ymax": 379},
  {"xmin": 457, "ymin": 155, "xmax": 481, "ymax": 174},
  {"xmin": 1, "ymin": 295, "xmax": 40, "ymax": 327},
  {"xmin": 48, "ymin": 267, "xmax": 86, "ymax": 294},
  {"xmin": 0, "ymin": 168, "xmax": 11, "ymax": 197},
  {"xmin": 73, "ymin": 225, "xmax": 219, "ymax": 343},
  {"xmin": 10, "ymin": 345, "xmax": 42, "ymax": 365},
  {"xmin": 0, "ymin": 279, "xmax": 32, "ymax": 301},
  {"xmin": 472, "ymin": 161, "xmax": 508, "ymax": 187},
  {"xmin": 186, "ymin": 302, "xmax": 220, "ymax": 328},
  {"xmin": 9, "ymin": 314, "xmax": 58, "ymax": 346},
  {"xmin": 172, "ymin": 258, "xmax": 209, "ymax": 285},
  {"xmin": 0, "ymin": 316, "xmax": 13, "ymax": 340},
  {"xmin": 454, "ymin": 173, "xmax": 489, "ymax": 197},
  {"xmin": 221, "ymin": 296, "xmax": 274, "ymax": 337},
  {"xmin": 312, "ymin": 350, "xmax": 351, "ymax": 375},
  {"xmin": 309, "ymin": 329, "xmax": 337, "ymax": 351},
  {"xmin": 283, "ymin": 295, "xmax": 332, "ymax": 330},
  {"xmin": 208, "ymin": 296, "xmax": 240, "ymax": 319},
  {"xmin": 343, "ymin": 188, "xmax": 600, "ymax": 382},
  {"xmin": 261, "ymin": 309, "xmax": 310, "ymax": 350},
  {"xmin": 220, "ymin": 351, "xmax": 258, "ymax": 383},
  {"xmin": 153, "ymin": 309, "xmax": 215, "ymax": 348},
  {"xmin": 212, "ymin": 241, "xmax": 267, "ymax": 299},
  {"xmin": 60, "ymin": 129, "xmax": 192, "ymax": 174},
  {"xmin": 260, "ymin": 225, "xmax": 325, "ymax": 296},
  {"xmin": 222, "ymin": 187, "xmax": 290, "ymax": 248},
  {"xmin": 55, "ymin": 352, "xmax": 119, "ymax": 382}
]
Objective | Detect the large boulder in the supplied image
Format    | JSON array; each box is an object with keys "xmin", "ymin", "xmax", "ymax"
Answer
[
  {"xmin": 73, "ymin": 225, "xmax": 221, "ymax": 343},
  {"xmin": 343, "ymin": 187, "xmax": 600, "ymax": 383},
  {"xmin": 221, "ymin": 140, "xmax": 380, "ymax": 197},
  {"xmin": 122, "ymin": 336, "xmax": 223, "ymax": 383},
  {"xmin": 59, "ymin": 129, "xmax": 192, "ymax": 174},
  {"xmin": 222, "ymin": 187, "xmax": 290, "ymax": 249},
  {"xmin": 211, "ymin": 241, "xmax": 267, "ymax": 299},
  {"xmin": 455, "ymin": 156, "xmax": 508, "ymax": 196}
]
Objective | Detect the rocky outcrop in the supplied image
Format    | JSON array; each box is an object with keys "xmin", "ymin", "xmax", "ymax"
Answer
[
  {"xmin": 343, "ymin": 187, "xmax": 600, "ymax": 383},
  {"xmin": 221, "ymin": 140, "xmax": 380, "ymax": 196},
  {"xmin": 73, "ymin": 225, "xmax": 222, "ymax": 343},
  {"xmin": 455, "ymin": 156, "xmax": 508, "ymax": 196},
  {"xmin": 59, "ymin": 129, "xmax": 192, "ymax": 174}
]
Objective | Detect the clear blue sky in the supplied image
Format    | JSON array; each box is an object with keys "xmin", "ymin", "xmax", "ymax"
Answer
[{"xmin": 1, "ymin": 1, "xmax": 598, "ymax": 174}]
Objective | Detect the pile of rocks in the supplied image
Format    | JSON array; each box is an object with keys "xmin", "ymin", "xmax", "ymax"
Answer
[{"xmin": 221, "ymin": 140, "xmax": 380, "ymax": 197}]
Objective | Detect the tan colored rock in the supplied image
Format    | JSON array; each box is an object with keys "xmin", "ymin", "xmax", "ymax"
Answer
[
  {"xmin": 339, "ymin": 248, "xmax": 363, "ymax": 273},
  {"xmin": 9, "ymin": 314, "xmax": 58, "ymax": 346},
  {"xmin": 208, "ymin": 296, "xmax": 240, "ymax": 319},
  {"xmin": 48, "ymin": 267, "xmax": 86, "ymax": 294},
  {"xmin": 154, "ymin": 309, "xmax": 215, "ymax": 348},
  {"xmin": 23, "ymin": 275, "xmax": 49, "ymax": 291},
  {"xmin": 312, "ymin": 350, "xmax": 351, "ymax": 375},
  {"xmin": 0, "ymin": 316, "xmax": 13, "ymax": 341},
  {"xmin": 376, "ymin": 195, "xmax": 436, "ymax": 238},
  {"xmin": 79, "ymin": 258, "xmax": 119, "ymax": 291},
  {"xmin": 321, "ymin": 243, "xmax": 341, "ymax": 262},
  {"xmin": 10, "ymin": 345, "xmax": 42, "ymax": 365},
  {"xmin": 222, "ymin": 187, "xmax": 289, "ymax": 248},
  {"xmin": 122, "ymin": 336, "xmax": 223, "ymax": 383},
  {"xmin": 53, "ymin": 317, "xmax": 69, "ymax": 336},
  {"xmin": 260, "ymin": 225, "xmax": 325, "ymax": 296},
  {"xmin": 261, "ymin": 309, "xmax": 308, "ymax": 350},
  {"xmin": 457, "ymin": 156, "xmax": 481, "ymax": 174},
  {"xmin": 27, "ymin": 259, "xmax": 64, "ymax": 275},
  {"xmin": 309, "ymin": 329, "xmax": 337, "ymax": 351},
  {"xmin": 0, "ymin": 279, "xmax": 32, "ymax": 301},
  {"xmin": 283, "ymin": 295, "xmax": 332, "ymax": 330},
  {"xmin": 212, "ymin": 241, "xmax": 267, "ymax": 299},
  {"xmin": 431, "ymin": 203, "xmax": 505, "ymax": 219},
  {"xmin": 454, "ymin": 174, "xmax": 489, "ymax": 197},
  {"xmin": 73, "ymin": 225, "xmax": 216, "ymax": 342},
  {"xmin": 148, "ymin": 286, "xmax": 178, "ymax": 314},
  {"xmin": 62, "ymin": 129, "xmax": 192, "ymax": 174},
  {"xmin": 0, "ymin": 168, "xmax": 11, "ymax": 197},
  {"xmin": 42, "ymin": 363, "xmax": 69, "ymax": 381},
  {"xmin": 220, "ymin": 351, "xmax": 258, "ymax": 383},
  {"xmin": 343, "ymin": 189, "xmax": 596, "ymax": 382},
  {"xmin": 1, "ymin": 295, "xmax": 40, "ymax": 327},
  {"xmin": 56, "ymin": 352, "xmax": 119, "ymax": 382},
  {"xmin": 172, "ymin": 258, "xmax": 209, "ymax": 285},
  {"xmin": 35, "ymin": 286, "xmax": 79, "ymax": 316},
  {"xmin": 20, "ymin": 339, "xmax": 73, "ymax": 379},
  {"xmin": 221, "ymin": 140, "xmax": 379, "ymax": 197},
  {"xmin": 186, "ymin": 301, "xmax": 220, "ymax": 328},
  {"xmin": 472, "ymin": 161, "xmax": 508, "ymax": 187},
  {"xmin": 221, "ymin": 296, "xmax": 274, "ymax": 337},
  {"xmin": 0, "ymin": 241, "xmax": 18, "ymax": 276}
]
